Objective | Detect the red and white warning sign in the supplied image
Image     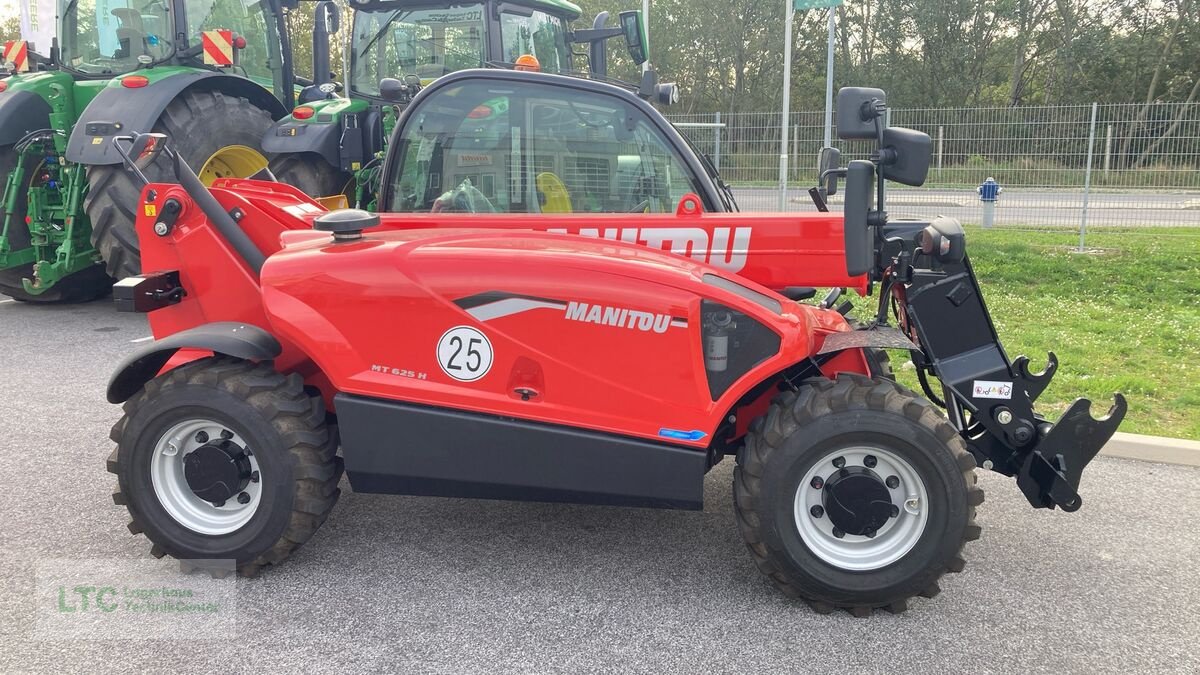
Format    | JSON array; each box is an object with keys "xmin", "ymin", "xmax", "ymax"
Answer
[
  {"xmin": 3, "ymin": 41, "xmax": 30, "ymax": 73},
  {"xmin": 201, "ymin": 30, "xmax": 234, "ymax": 67}
]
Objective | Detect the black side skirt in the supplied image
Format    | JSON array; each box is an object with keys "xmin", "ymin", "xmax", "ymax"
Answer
[{"xmin": 334, "ymin": 394, "xmax": 707, "ymax": 510}]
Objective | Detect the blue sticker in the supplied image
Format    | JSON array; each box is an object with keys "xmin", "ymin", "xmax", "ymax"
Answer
[{"xmin": 658, "ymin": 428, "xmax": 707, "ymax": 441}]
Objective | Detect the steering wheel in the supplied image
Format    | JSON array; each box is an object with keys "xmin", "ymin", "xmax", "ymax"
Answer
[{"xmin": 628, "ymin": 199, "xmax": 651, "ymax": 213}]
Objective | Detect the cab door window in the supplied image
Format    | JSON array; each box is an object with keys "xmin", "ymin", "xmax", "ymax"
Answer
[{"xmin": 387, "ymin": 80, "xmax": 706, "ymax": 214}]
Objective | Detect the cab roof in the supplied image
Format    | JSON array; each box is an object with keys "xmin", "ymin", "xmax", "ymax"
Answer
[{"xmin": 347, "ymin": 0, "xmax": 583, "ymax": 20}]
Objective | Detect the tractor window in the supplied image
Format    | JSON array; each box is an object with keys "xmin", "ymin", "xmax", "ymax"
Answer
[
  {"xmin": 185, "ymin": 0, "xmax": 283, "ymax": 87},
  {"xmin": 60, "ymin": 0, "xmax": 174, "ymax": 74},
  {"xmin": 386, "ymin": 80, "xmax": 706, "ymax": 214},
  {"xmin": 499, "ymin": 10, "xmax": 572, "ymax": 73},
  {"xmin": 351, "ymin": 5, "xmax": 486, "ymax": 97}
]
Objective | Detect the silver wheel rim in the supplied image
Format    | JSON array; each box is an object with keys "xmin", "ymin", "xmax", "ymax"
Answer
[
  {"xmin": 150, "ymin": 418, "xmax": 262, "ymax": 535},
  {"xmin": 793, "ymin": 446, "xmax": 929, "ymax": 571}
]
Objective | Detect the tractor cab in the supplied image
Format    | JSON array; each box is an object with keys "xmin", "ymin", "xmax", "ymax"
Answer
[
  {"xmin": 58, "ymin": 0, "xmax": 294, "ymax": 100},
  {"xmin": 378, "ymin": 69, "xmax": 734, "ymax": 214}
]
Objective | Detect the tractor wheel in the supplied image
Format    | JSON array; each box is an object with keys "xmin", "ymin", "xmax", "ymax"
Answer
[
  {"xmin": 0, "ymin": 147, "xmax": 111, "ymax": 303},
  {"xmin": 268, "ymin": 153, "xmax": 354, "ymax": 205},
  {"xmin": 733, "ymin": 373, "xmax": 982, "ymax": 616},
  {"xmin": 85, "ymin": 90, "xmax": 275, "ymax": 280},
  {"xmin": 107, "ymin": 356, "xmax": 343, "ymax": 576}
]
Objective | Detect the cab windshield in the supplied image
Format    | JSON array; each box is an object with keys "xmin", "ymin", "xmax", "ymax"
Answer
[
  {"xmin": 352, "ymin": 4, "xmax": 486, "ymax": 96},
  {"xmin": 499, "ymin": 9, "xmax": 571, "ymax": 73},
  {"xmin": 184, "ymin": 0, "xmax": 284, "ymax": 86},
  {"xmin": 60, "ymin": 0, "xmax": 174, "ymax": 75},
  {"xmin": 59, "ymin": 0, "xmax": 284, "ymax": 86},
  {"xmin": 385, "ymin": 79, "xmax": 707, "ymax": 214}
]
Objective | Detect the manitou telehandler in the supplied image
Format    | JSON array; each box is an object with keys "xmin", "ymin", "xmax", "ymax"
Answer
[{"xmin": 103, "ymin": 82, "xmax": 1125, "ymax": 616}]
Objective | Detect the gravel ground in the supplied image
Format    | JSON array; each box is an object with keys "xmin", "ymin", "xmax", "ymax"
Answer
[{"xmin": 0, "ymin": 297, "xmax": 1196, "ymax": 673}]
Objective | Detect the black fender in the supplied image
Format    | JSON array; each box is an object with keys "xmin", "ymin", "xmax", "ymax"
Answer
[
  {"xmin": 261, "ymin": 118, "xmax": 342, "ymax": 168},
  {"xmin": 0, "ymin": 89, "xmax": 52, "ymax": 146},
  {"xmin": 65, "ymin": 72, "xmax": 289, "ymax": 165},
  {"xmin": 107, "ymin": 322, "xmax": 282, "ymax": 404},
  {"xmin": 816, "ymin": 324, "xmax": 918, "ymax": 355}
]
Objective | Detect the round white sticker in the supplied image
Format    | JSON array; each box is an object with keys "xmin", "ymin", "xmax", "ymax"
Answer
[{"xmin": 436, "ymin": 326, "xmax": 494, "ymax": 382}]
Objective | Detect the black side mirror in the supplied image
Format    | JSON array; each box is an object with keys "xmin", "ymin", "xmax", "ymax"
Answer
[
  {"xmin": 379, "ymin": 77, "xmax": 408, "ymax": 102},
  {"xmin": 843, "ymin": 160, "xmax": 875, "ymax": 276},
  {"xmin": 919, "ymin": 217, "xmax": 966, "ymax": 264},
  {"xmin": 311, "ymin": 1, "xmax": 340, "ymax": 88},
  {"xmin": 620, "ymin": 11, "xmax": 648, "ymax": 66},
  {"xmin": 818, "ymin": 146, "xmax": 841, "ymax": 195},
  {"xmin": 836, "ymin": 87, "xmax": 886, "ymax": 140},
  {"xmin": 879, "ymin": 127, "xmax": 932, "ymax": 187}
]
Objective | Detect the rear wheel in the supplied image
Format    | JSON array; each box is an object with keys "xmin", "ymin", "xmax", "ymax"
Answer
[
  {"xmin": 0, "ymin": 147, "xmax": 111, "ymax": 302},
  {"xmin": 85, "ymin": 90, "xmax": 275, "ymax": 280},
  {"xmin": 268, "ymin": 153, "xmax": 353, "ymax": 205},
  {"xmin": 733, "ymin": 373, "xmax": 982, "ymax": 615},
  {"xmin": 108, "ymin": 357, "xmax": 343, "ymax": 576}
]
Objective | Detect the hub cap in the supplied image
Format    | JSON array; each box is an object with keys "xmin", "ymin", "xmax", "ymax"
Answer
[
  {"xmin": 793, "ymin": 447, "xmax": 928, "ymax": 571},
  {"xmin": 150, "ymin": 419, "xmax": 262, "ymax": 535}
]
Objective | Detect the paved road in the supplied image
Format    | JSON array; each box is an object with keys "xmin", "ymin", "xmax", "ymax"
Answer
[
  {"xmin": 731, "ymin": 187, "xmax": 1200, "ymax": 227},
  {"xmin": 1, "ymin": 298, "xmax": 1197, "ymax": 673}
]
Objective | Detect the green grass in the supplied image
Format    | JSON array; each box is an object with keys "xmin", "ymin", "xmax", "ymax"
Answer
[{"xmin": 882, "ymin": 226, "xmax": 1200, "ymax": 440}]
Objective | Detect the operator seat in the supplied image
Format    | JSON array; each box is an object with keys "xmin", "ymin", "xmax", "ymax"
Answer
[{"xmin": 535, "ymin": 172, "xmax": 573, "ymax": 213}]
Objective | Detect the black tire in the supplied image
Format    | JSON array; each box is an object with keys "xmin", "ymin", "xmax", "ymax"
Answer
[
  {"xmin": 107, "ymin": 356, "xmax": 343, "ymax": 576},
  {"xmin": 733, "ymin": 373, "xmax": 982, "ymax": 616},
  {"xmin": 269, "ymin": 152, "xmax": 353, "ymax": 203},
  {"xmin": 0, "ymin": 147, "xmax": 112, "ymax": 302},
  {"xmin": 85, "ymin": 90, "xmax": 275, "ymax": 280}
]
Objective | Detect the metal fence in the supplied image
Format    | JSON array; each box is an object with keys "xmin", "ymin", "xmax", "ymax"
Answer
[{"xmin": 669, "ymin": 102, "xmax": 1200, "ymax": 232}]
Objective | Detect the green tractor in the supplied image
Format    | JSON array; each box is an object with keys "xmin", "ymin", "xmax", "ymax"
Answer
[
  {"xmin": 0, "ymin": 0, "xmax": 320, "ymax": 302},
  {"xmin": 263, "ymin": 0, "xmax": 650, "ymax": 210}
]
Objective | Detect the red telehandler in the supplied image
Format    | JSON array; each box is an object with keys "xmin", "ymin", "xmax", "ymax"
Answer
[{"xmin": 103, "ymin": 80, "xmax": 1125, "ymax": 616}]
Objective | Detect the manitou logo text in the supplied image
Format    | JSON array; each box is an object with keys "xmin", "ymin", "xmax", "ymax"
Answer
[
  {"xmin": 546, "ymin": 227, "xmax": 752, "ymax": 272},
  {"xmin": 564, "ymin": 302, "xmax": 683, "ymax": 334}
]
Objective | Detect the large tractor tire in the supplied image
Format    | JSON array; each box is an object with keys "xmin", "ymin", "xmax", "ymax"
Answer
[
  {"xmin": 0, "ymin": 147, "xmax": 110, "ymax": 303},
  {"xmin": 108, "ymin": 356, "xmax": 343, "ymax": 576},
  {"xmin": 85, "ymin": 90, "xmax": 275, "ymax": 280},
  {"xmin": 268, "ymin": 152, "xmax": 354, "ymax": 205},
  {"xmin": 733, "ymin": 372, "xmax": 982, "ymax": 616}
]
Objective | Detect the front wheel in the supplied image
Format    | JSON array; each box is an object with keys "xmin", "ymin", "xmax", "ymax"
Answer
[
  {"xmin": 107, "ymin": 357, "xmax": 342, "ymax": 576},
  {"xmin": 733, "ymin": 373, "xmax": 982, "ymax": 615}
]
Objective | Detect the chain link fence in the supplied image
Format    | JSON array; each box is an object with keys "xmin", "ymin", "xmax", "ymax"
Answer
[{"xmin": 669, "ymin": 102, "xmax": 1200, "ymax": 232}]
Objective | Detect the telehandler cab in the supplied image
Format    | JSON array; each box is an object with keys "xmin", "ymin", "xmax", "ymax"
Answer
[{"xmin": 103, "ymin": 83, "xmax": 1125, "ymax": 615}]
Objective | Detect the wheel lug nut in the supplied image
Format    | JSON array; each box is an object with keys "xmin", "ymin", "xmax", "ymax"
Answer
[
  {"xmin": 810, "ymin": 476, "xmax": 824, "ymax": 489},
  {"xmin": 886, "ymin": 475, "xmax": 900, "ymax": 489},
  {"xmin": 810, "ymin": 505, "xmax": 824, "ymax": 518},
  {"xmin": 832, "ymin": 528, "xmax": 845, "ymax": 539},
  {"xmin": 832, "ymin": 456, "xmax": 845, "ymax": 469},
  {"xmin": 213, "ymin": 499, "xmax": 225, "ymax": 508},
  {"xmin": 237, "ymin": 492, "xmax": 250, "ymax": 504},
  {"xmin": 220, "ymin": 429, "xmax": 234, "ymax": 440},
  {"xmin": 250, "ymin": 471, "xmax": 260, "ymax": 483},
  {"xmin": 890, "ymin": 504, "xmax": 900, "ymax": 518},
  {"xmin": 865, "ymin": 529, "xmax": 876, "ymax": 538},
  {"xmin": 194, "ymin": 431, "xmax": 209, "ymax": 443},
  {"xmin": 863, "ymin": 455, "xmax": 877, "ymax": 468}
]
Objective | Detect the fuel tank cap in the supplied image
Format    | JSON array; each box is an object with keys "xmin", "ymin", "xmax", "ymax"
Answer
[{"xmin": 314, "ymin": 209, "xmax": 380, "ymax": 241}]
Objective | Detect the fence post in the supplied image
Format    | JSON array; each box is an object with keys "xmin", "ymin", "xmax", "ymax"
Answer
[
  {"xmin": 792, "ymin": 124, "xmax": 800, "ymax": 180},
  {"xmin": 714, "ymin": 111, "xmax": 722, "ymax": 173},
  {"xmin": 937, "ymin": 125, "xmax": 944, "ymax": 180},
  {"xmin": 1103, "ymin": 123, "xmax": 1113, "ymax": 176},
  {"xmin": 1080, "ymin": 102, "xmax": 1098, "ymax": 252}
]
